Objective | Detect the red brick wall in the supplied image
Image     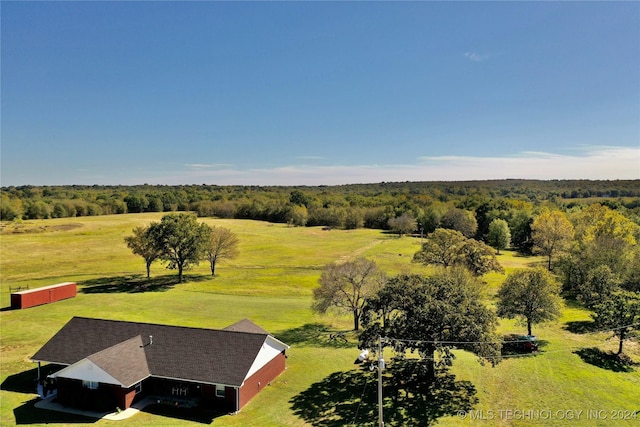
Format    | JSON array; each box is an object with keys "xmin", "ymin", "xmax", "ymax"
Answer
[
  {"xmin": 120, "ymin": 387, "xmax": 137, "ymax": 409},
  {"xmin": 238, "ymin": 352, "xmax": 286, "ymax": 409}
]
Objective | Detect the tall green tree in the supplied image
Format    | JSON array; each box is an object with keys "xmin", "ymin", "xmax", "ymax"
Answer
[
  {"xmin": 531, "ymin": 209, "xmax": 574, "ymax": 270},
  {"xmin": 360, "ymin": 268, "xmax": 501, "ymax": 381},
  {"xmin": 203, "ymin": 225, "xmax": 240, "ymax": 276},
  {"xmin": 151, "ymin": 213, "xmax": 209, "ymax": 282},
  {"xmin": 497, "ymin": 268, "xmax": 563, "ymax": 336},
  {"xmin": 508, "ymin": 208, "xmax": 534, "ymax": 253},
  {"xmin": 312, "ymin": 258, "xmax": 385, "ymax": 331},
  {"xmin": 124, "ymin": 225, "xmax": 163, "ymax": 278},
  {"xmin": 487, "ymin": 218, "xmax": 511, "ymax": 254},
  {"xmin": 592, "ymin": 291, "xmax": 640, "ymax": 355}
]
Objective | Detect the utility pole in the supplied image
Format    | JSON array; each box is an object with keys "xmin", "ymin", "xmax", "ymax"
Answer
[{"xmin": 378, "ymin": 337, "xmax": 385, "ymax": 427}]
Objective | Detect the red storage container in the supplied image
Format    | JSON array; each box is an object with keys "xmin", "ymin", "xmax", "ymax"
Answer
[{"xmin": 11, "ymin": 282, "xmax": 76, "ymax": 309}]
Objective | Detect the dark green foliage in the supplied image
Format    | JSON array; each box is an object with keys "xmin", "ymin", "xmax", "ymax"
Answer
[
  {"xmin": 2, "ymin": 181, "xmax": 639, "ymax": 230},
  {"xmin": 125, "ymin": 225, "xmax": 163, "ymax": 278},
  {"xmin": 360, "ymin": 269, "xmax": 501, "ymax": 382},
  {"xmin": 576, "ymin": 265, "xmax": 620, "ymax": 308},
  {"xmin": 124, "ymin": 194, "xmax": 148, "ymax": 213},
  {"xmin": 508, "ymin": 209, "xmax": 534, "ymax": 253},
  {"xmin": 289, "ymin": 190, "xmax": 310, "ymax": 207},
  {"xmin": 150, "ymin": 213, "xmax": 209, "ymax": 282},
  {"xmin": 487, "ymin": 218, "xmax": 511, "ymax": 254}
]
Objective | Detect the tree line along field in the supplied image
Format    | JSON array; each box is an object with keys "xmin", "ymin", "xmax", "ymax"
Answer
[
  {"xmin": 2, "ymin": 181, "xmax": 639, "ymax": 231},
  {"xmin": 1, "ymin": 214, "xmax": 639, "ymax": 426}
]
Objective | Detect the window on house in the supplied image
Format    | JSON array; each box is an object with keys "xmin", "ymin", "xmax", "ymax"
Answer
[
  {"xmin": 134, "ymin": 382, "xmax": 142, "ymax": 394},
  {"xmin": 82, "ymin": 380, "xmax": 99, "ymax": 390},
  {"xmin": 215, "ymin": 385, "xmax": 225, "ymax": 398},
  {"xmin": 172, "ymin": 385, "xmax": 188, "ymax": 396}
]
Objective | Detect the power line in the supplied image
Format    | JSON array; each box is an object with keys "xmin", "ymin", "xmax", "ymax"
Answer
[
  {"xmin": 373, "ymin": 322, "xmax": 640, "ymax": 346},
  {"xmin": 351, "ymin": 370, "xmax": 371, "ymax": 426}
]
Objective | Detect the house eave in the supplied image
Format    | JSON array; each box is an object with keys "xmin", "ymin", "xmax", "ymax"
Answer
[
  {"xmin": 33, "ymin": 360, "xmax": 243, "ymax": 389},
  {"xmin": 121, "ymin": 374, "xmax": 152, "ymax": 389},
  {"xmin": 149, "ymin": 374, "xmax": 240, "ymax": 389}
]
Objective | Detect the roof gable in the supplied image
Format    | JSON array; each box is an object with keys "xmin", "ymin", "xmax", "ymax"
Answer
[
  {"xmin": 87, "ymin": 335, "xmax": 150, "ymax": 387},
  {"xmin": 33, "ymin": 317, "xmax": 281, "ymax": 387},
  {"xmin": 244, "ymin": 335, "xmax": 290, "ymax": 381},
  {"xmin": 50, "ymin": 358, "xmax": 122, "ymax": 386},
  {"xmin": 223, "ymin": 318, "xmax": 269, "ymax": 334}
]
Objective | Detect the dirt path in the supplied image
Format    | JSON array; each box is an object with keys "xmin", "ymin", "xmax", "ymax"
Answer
[{"xmin": 337, "ymin": 239, "xmax": 384, "ymax": 263}]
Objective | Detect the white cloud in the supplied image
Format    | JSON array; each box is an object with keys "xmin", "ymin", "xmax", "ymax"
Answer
[
  {"xmin": 295, "ymin": 156, "xmax": 325, "ymax": 161},
  {"xmin": 184, "ymin": 163, "xmax": 234, "ymax": 169},
  {"xmin": 464, "ymin": 52, "xmax": 490, "ymax": 62},
  {"xmin": 149, "ymin": 146, "xmax": 639, "ymax": 186}
]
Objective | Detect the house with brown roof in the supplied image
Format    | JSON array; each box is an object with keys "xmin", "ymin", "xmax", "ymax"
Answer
[{"xmin": 32, "ymin": 317, "xmax": 289, "ymax": 414}]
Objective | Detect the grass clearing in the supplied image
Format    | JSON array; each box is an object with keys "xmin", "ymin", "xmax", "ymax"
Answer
[{"xmin": 1, "ymin": 215, "xmax": 638, "ymax": 426}]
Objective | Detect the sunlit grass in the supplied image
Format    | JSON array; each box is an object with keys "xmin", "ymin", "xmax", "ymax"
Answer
[{"xmin": 1, "ymin": 215, "xmax": 638, "ymax": 426}]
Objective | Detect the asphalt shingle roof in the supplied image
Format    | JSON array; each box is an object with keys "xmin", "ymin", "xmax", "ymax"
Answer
[
  {"xmin": 87, "ymin": 335, "xmax": 150, "ymax": 387},
  {"xmin": 223, "ymin": 318, "xmax": 269, "ymax": 334},
  {"xmin": 32, "ymin": 317, "xmax": 272, "ymax": 387}
]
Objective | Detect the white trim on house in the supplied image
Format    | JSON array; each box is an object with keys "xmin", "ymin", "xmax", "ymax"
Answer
[
  {"xmin": 243, "ymin": 336, "xmax": 289, "ymax": 381},
  {"xmin": 51, "ymin": 359, "xmax": 124, "ymax": 386}
]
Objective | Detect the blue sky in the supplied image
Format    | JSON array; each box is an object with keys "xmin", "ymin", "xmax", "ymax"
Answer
[{"xmin": 2, "ymin": 1, "xmax": 639, "ymax": 186}]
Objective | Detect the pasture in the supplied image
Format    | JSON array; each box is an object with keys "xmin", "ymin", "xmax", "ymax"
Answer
[{"xmin": 1, "ymin": 214, "xmax": 638, "ymax": 426}]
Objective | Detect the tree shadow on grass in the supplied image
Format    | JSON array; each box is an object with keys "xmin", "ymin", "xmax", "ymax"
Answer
[
  {"xmin": 290, "ymin": 367, "xmax": 477, "ymax": 426},
  {"xmin": 274, "ymin": 323, "xmax": 356, "ymax": 349},
  {"xmin": 564, "ymin": 320, "xmax": 599, "ymax": 334},
  {"xmin": 79, "ymin": 274, "xmax": 208, "ymax": 294},
  {"xmin": 574, "ymin": 348, "xmax": 638, "ymax": 372}
]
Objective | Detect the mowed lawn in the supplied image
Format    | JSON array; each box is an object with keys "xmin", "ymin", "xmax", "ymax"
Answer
[{"xmin": 1, "ymin": 214, "xmax": 638, "ymax": 426}]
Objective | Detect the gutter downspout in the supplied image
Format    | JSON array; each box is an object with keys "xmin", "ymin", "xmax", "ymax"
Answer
[{"xmin": 235, "ymin": 387, "xmax": 239, "ymax": 413}]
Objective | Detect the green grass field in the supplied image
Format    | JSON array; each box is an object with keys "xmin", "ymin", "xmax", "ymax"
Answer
[{"xmin": 1, "ymin": 214, "xmax": 638, "ymax": 426}]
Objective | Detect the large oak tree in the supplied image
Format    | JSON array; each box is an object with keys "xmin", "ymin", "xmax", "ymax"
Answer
[
  {"xmin": 359, "ymin": 268, "xmax": 501, "ymax": 382},
  {"xmin": 150, "ymin": 213, "xmax": 209, "ymax": 283},
  {"xmin": 312, "ymin": 258, "xmax": 385, "ymax": 331}
]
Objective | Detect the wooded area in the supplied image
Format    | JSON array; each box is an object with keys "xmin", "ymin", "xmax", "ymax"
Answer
[{"xmin": 2, "ymin": 181, "xmax": 638, "ymax": 220}]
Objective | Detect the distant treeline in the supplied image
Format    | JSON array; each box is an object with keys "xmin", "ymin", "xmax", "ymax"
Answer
[{"xmin": 2, "ymin": 180, "xmax": 639, "ymax": 251}]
